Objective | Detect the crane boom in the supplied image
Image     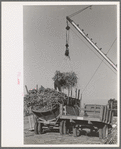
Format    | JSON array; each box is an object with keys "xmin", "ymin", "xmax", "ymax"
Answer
[{"xmin": 66, "ymin": 16, "xmax": 117, "ymax": 71}]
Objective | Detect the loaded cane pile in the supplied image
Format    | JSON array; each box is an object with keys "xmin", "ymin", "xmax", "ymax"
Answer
[
  {"xmin": 24, "ymin": 71, "xmax": 78, "ymax": 114},
  {"xmin": 52, "ymin": 71, "xmax": 78, "ymax": 89},
  {"xmin": 24, "ymin": 86, "xmax": 69, "ymax": 113}
]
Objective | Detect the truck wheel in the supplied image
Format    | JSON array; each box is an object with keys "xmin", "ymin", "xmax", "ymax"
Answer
[
  {"xmin": 34, "ymin": 122, "xmax": 38, "ymax": 134},
  {"xmin": 38, "ymin": 122, "xmax": 43, "ymax": 134},
  {"xmin": 63, "ymin": 121, "xmax": 67, "ymax": 134},
  {"xmin": 60, "ymin": 121, "xmax": 64, "ymax": 135}
]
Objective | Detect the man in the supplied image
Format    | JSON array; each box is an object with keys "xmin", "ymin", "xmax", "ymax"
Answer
[{"xmin": 54, "ymin": 79, "xmax": 66, "ymax": 92}]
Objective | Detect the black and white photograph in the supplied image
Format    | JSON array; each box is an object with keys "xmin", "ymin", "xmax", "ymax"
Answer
[{"xmin": 2, "ymin": 2, "xmax": 120, "ymax": 147}]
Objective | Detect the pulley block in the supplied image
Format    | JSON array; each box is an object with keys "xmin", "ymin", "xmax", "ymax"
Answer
[
  {"xmin": 66, "ymin": 26, "xmax": 70, "ymax": 30},
  {"xmin": 65, "ymin": 44, "xmax": 69, "ymax": 48}
]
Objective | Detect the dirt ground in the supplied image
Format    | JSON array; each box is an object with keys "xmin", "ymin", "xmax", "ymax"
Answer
[{"xmin": 24, "ymin": 116, "xmax": 117, "ymax": 145}]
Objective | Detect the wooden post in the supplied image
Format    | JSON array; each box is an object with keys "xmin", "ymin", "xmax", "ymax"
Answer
[
  {"xmin": 105, "ymin": 107, "xmax": 109, "ymax": 123},
  {"xmin": 94, "ymin": 104, "xmax": 96, "ymax": 114},
  {"xmin": 108, "ymin": 110, "xmax": 112, "ymax": 124},
  {"xmin": 100, "ymin": 105, "xmax": 103, "ymax": 121},
  {"xmin": 71, "ymin": 89, "xmax": 72, "ymax": 97},
  {"xmin": 68, "ymin": 87, "xmax": 70, "ymax": 97},
  {"xmin": 25, "ymin": 85, "xmax": 29, "ymax": 94},
  {"xmin": 110, "ymin": 110, "xmax": 114, "ymax": 123},
  {"xmin": 84, "ymin": 103, "xmax": 86, "ymax": 115},
  {"xmin": 75, "ymin": 88, "xmax": 77, "ymax": 98},
  {"xmin": 77, "ymin": 89, "xmax": 80, "ymax": 111},
  {"xmin": 102, "ymin": 106, "xmax": 105, "ymax": 122},
  {"xmin": 79, "ymin": 93, "xmax": 82, "ymax": 116},
  {"xmin": 80, "ymin": 94, "xmax": 82, "ymax": 108},
  {"xmin": 78, "ymin": 89, "xmax": 80, "ymax": 99},
  {"xmin": 36, "ymin": 85, "xmax": 38, "ymax": 91},
  {"xmin": 110, "ymin": 101, "xmax": 113, "ymax": 110},
  {"xmin": 103, "ymin": 106, "xmax": 107, "ymax": 123},
  {"xmin": 67, "ymin": 87, "xmax": 70, "ymax": 105}
]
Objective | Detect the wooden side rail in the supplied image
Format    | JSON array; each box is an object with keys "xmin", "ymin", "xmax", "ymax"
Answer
[
  {"xmin": 101, "ymin": 105, "xmax": 113, "ymax": 124},
  {"xmin": 102, "ymin": 106, "xmax": 107, "ymax": 122}
]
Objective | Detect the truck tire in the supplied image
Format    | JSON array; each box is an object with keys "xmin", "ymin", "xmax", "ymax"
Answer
[
  {"xmin": 34, "ymin": 122, "xmax": 38, "ymax": 134},
  {"xmin": 38, "ymin": 122, "xmax": 43, "ymax": 134},
  {"xmin": 60, "ymin": 121, "xmax": 64, "ymax": 135}
]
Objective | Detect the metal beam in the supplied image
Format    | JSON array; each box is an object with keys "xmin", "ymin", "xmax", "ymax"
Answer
[{"xmin": 66, "ymin": 16, "xmax": 117, "ymax": 71}]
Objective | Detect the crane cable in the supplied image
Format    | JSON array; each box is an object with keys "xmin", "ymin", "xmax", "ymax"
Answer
[
  {"xmin": 60, "ymin": 21, "xmax": 73, "ymax": 72},
  {"xmin": 65, "ymin": 20, "xmax": 71, "ymax": 59},
  {"xmin": 69, "ymin": 5, "xmax": 92, "ymax": 18},
  {"xmin": 66, "ymin": 21, "xmax": 70, "ymax": 46},
  {"xmin": 70, "ymin": 27, "xmax": 117, "ymax": 74},
  {"xmin": 65, "ymin": 5, "xmax": 92, "ymax": 60},
  {"xmin": 82, "ymin": 37, "xmax": 117, "ymax": 94},
  {"xmin": 66, "ymin": 5, "xmax": 117, "ymax": 95}
]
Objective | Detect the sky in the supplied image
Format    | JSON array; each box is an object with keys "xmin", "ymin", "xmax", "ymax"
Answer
[
  {"xmin": 2, "ymin": 3, "xmax": 119, "ymax": 146},
  {"xmin": 23, "ymin": 5, "xmax": 118, "ymax": 105}
]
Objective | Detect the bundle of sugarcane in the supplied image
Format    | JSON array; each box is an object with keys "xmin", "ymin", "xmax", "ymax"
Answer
[
  {"xmin": 52, "ymin": 70, "xmax": 78, "ymax": 89},
  {"xmin": 24, "ymin": 87, "xmax": 68, "ymax": 112}
]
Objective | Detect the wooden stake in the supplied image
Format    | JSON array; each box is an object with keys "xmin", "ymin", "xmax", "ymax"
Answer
[
  {"xmin": 25, "ymin": 85, "xmax": 29, "ymax": 94},
  {"xmin": 110, "ymin": 101, "xmax": 113, "ymax": 110},
  {"xmin": 79, "ymin": 93, "xmax": 82, "ymax": 116},
  {"xmin": 36, "ymin": 85, "xmax": 38, "ymax": 91},
  {"xmin": 68, "ymin": 87, "xmax": 69, "ymax": 97},
  {"xmin": 78, "ymin": 89, "xmax": 80, "ymax": 99},
  {"xmin": 68, "ymin": 87, "xmax": 70, "ymax": 105},
  {"xmin": 71, "ymin": 89, "xmax": 72, "ymax": 97},
  {"xmin": 75, "ymin": 88, "xmax": 77, "ymax": 98}
]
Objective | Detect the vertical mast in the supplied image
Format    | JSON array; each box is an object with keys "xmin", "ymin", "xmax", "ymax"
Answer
[{"xmin": 66, "ymin": 16, "xmax": 117, "ymax": 71}]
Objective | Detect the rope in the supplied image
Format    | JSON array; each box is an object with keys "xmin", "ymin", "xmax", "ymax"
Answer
[
  {"xmin": 60, "ymin": 56, "xmax": 73, "ymax": 72},
  {"xmin": 66, "ymin": 29, "xmax": 68, "ymax": 44},
  {"xmin": 66, "ymin": 21, "xmax": 68, "ymax": 45},
  {"xmin": 68, "ymin": 29, "xmax": 70, "ymax": 44},
  {"xmin": 65, "ymin": 20, "xmax": 71, "ymax": 60},
  {"xmin": 82, "ymin": 37, "xmax": 117, "ymax": 94},
  {"xmin": 68, "ymin": 5, "xmax": 92, "ymax": 18},
  {"xmin": 66, "ymin": 29, "xmax": 70, "ymax": 46},
  {"xmin": 66, "ymin": 57, "xmax": 73, "ymax": 71},
  {"xmin": 66, "ymin": 20, "xmax": 70, "ymax": 45},
  {"xmin": 107, "ymin": 37, "xmax": 117, "ymax": 54},
  {"xmin": 70, "ymin": 27, "xmax": 117, "ymax": 74},
  {"xmin": 82, "ymin": 61, "xmax": 103, "ymax": 94}
]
